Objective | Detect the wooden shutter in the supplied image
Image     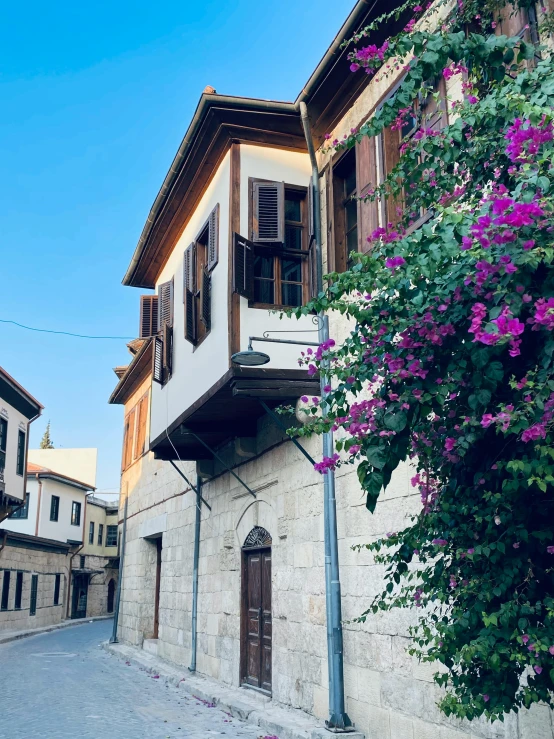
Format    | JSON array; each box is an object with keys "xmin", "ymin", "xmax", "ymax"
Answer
[
  {"xmin": 184, "ymin": 243, "xmax": 197, "ymax": 345},
  {"xmin": 200, "ymin": 266, "xmax": 211, "ymax": 331},
  {"xmin": 307, "ymin": 180, "xmax": 315, "ymax": 247},
  {"xmin": 158, "ymin": 279, "xmax": 174, "ymax": 327},
  {"xmin": 421, "ymin": 78, "xmax": 448, "ymax": 132},
  {"xmin": 252, "ymin": 181, "xmax": 285, "ymax": 243},
  {"xmin": 152, "ymin": 335, "xmax": 163, "ymax": 384},
  {"xmin": 207, "ymin": 204, "xmax": 219, "ymax": 271},
  {"xmin": 139, "ymin": 295, "xmax": 159, "ymax": 338},
  {"xmin": 308, "ymin": 237, "xmax": 319, "ymax": 301},
  {"xmin": 133, "ymin": 392, "xmax": 148, "ymax": 459},
  {"xmin": 494, "ymin": 2, "xmax": 529, "ymax": 37},
  {"xmin": 356, "ymin": 136, "xmax": 379, "ymax": 254},
  {"xmin": 163, "ymin": 322, "xmax": 173, "ymax": 378},
  {"xmin": 232, "ymin": 233, "xmax": 255, "ymax": 300},
  {"xmin": 122, "ymin": 407, "xmax": 136, "ymax": 470},
  {"xmin": 381, "ymin": 126, "xmax": 403, "ymax": 227}
]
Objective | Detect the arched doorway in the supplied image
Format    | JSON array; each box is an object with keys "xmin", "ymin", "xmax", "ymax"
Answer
[
  {"xmin": 240, "ymin": 526, "xmax": 272, "ymax": 694},
  {"xmin": 107, "ymin": 578, "xmax": 116, "ymax": 614}
]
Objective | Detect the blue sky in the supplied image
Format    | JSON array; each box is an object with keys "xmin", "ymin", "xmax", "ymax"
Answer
[{"xmin": 1, "ymin": 0, "xmax": 354, "ymax": 492}]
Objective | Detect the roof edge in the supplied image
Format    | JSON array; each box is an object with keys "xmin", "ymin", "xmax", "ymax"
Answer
[
  {"xmin": 109, "ymin": 336, "xmax": 153, "ymax": 405},
  {"xmin": 122, "ymin": 94, "xmax": 298, "ymax": 288}
]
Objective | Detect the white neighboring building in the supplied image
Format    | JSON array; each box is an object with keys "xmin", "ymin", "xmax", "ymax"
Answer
[
  {"xmin": 0, "ymin": 366, "xmax": 43, "ymax": 521},
  {"xmin": 6, "ymin": 463, "xmax": 93, "ymax": 544}
]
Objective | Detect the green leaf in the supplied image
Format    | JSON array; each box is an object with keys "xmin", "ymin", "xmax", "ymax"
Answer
[
  {"xmin": 366, "ymin": 471, "xmax": 384, "ymax": 513},
  {"xmin": 384, "ymin": 411, "xmax": 408, "ymax": 432},
  {"xmin": 366, "ymin": 446, "xmax": 387, "ymax": 470}
]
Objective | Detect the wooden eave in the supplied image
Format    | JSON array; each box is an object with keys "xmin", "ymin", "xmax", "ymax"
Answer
[
  {"xmin": 295, "ymin": 0, "xmax": 409, "ymax": 146},
  {"xmin": 109, "ymin": 338, "xmax": 153, "ymax": 405},
  {"xmin": 0, "ymin": 365, "xmax": 43, "ymax": 420},
  {"xmin": 124, "ymin": 96, "xmax": 306, "ymax": 289},
  {"xmin": 150, "ymin": 367, "xmax": 319, "ymax": 461}
]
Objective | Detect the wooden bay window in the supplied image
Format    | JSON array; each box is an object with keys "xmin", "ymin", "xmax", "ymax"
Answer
[{"xmin": 232, "ymin": 180, "xmax": 313, "ymax": 309}]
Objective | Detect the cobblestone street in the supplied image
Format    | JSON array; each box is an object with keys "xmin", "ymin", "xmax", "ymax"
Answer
[{"xmin": 0, "ymin": 621, "xmax": 263, "ymax": 739}]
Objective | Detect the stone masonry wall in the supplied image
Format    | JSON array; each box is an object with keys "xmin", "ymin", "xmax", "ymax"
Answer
[
  {"xmin": 80, "ymin": 553, "xmax": 118, "ymax": 618},
  {"xmin": 0, "ymin": 544, "xmax": 68, "ymax": 631}
]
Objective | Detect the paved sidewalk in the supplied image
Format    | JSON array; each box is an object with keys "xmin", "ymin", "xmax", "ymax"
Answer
[
  {"xmin": 105, "ymin": 641, "xmax": 361, "ymax": 739},
  {"xmin": 0, "ymin": 614, "xmax": 112, "ymax": 645},
  {"xmin": 0, "ymin": 620, "xmax": 265, "ymax": 739}
]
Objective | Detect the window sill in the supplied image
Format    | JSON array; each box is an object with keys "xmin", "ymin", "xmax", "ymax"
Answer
[{"xmin": 248, "ymin": 302, "xmax": 304, "ymax": 311}]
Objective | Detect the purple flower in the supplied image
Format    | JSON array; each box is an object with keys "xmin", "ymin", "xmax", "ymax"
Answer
[
  {"xmin": 432, "ymin": 538, "xmax": 448, "ymax": 546},
  {"xmin": 461, "ymin": 236, "xmax": 473, "ymax": 250},
  {"xmin": 444, "ymin": 437, "xmax": 456, "ymax": 451},
  {"xmin": 301, "ymin": 396, "xmax": 309, "ymax": 403},
  {"xmin": 324, "ymin": 384, "xmax": 332, "ymax": 393},
  {"xmin": 467, "ymin": 548, "xmax": 475, "ymax": 555},
  {"xmin": 549, "ymin": 646, "xmax": 554, "ymax": 655},
  {"xmin": 534, "ymin": 665, "xmax": 543, "ymax": 674},
  {"xmin": 346, "ymin": 376, "xmax": 356, "ymax": 384},
  {"xmin": 385, "ymin": 256, "xmax": 406, "ymax": 271},
  {"xmin": 349, "ymin": 445, "xmax": 361, "ymax": 455},
  {"xmin": 547, "ymin": 546, "xmax": 554, "ymax": 554},
  {"xmin": 483, "ymin": 694, "xmax": 490, "ymax": 703}
]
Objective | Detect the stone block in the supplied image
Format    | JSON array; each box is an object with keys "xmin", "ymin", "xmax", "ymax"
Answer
[
  {"xmin": 366, "ymin": 706, "xmax": 391, "ymax": 739},
  {"xmin": 518, "ymin": 703, "xmax": 553, "ymax": 739},
  {"xmin": 390, "ymin": 713, "xmax": 414, "ymax": 739},
  {"xmin": 357, "ymin": 668, "xmax": 381, "ymax": 707}
]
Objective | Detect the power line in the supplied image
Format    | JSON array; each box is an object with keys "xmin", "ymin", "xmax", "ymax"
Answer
[{"xmin": 0, "ymin": 319, "xmax": 133, "ymax": 340}]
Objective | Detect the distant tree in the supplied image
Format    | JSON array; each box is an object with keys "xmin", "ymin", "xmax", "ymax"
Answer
[{"xmin": 40, "ymin": 421, "xmax": 54, "ymax": 449}]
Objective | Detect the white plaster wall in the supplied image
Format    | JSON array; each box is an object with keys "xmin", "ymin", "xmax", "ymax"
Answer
[
  {"xmin": 0, "ymin": 400, "xmax": 28, "ymax": 504},
  {"xmin": 28, "ymin": 448, "xmax": 98, "ymax": 487},
  {"xmin": 239, "ymin": 145, "xmax": 316, "ymax": 369},
  {"xmin": 9, "ymin": 478, "xmax": 88, "ymax": 543},
  {"xmin": 2, "ymin": 476, "xmax": 38, "ymax": 537},
  {"xmin": 150, "ymin": 152, "xmax": 231, "ymax": 444}
]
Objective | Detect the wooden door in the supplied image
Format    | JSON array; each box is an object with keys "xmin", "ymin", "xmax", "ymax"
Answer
[
  {"xmin": 71, "ymin": 574, "xmax": 88, "ymax": 619},
  {"xmin": 242, "ymin": 547, "xmax": 272, "ymax": 693},
  {"xmin": 107, "ymin": 578, "xmax": 115, "ymax": 613}
]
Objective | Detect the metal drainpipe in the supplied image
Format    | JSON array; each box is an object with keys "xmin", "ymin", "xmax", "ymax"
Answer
[
  {"xmin": 299, "ymin": 102, "xmax": 352, "ymax": 731},
  {"xmin": 110, "ymin": 496, "xmax": 128, "ymax": 643},
  {"xmin": 34, "ymin": 474, "xmax": 42, "ymax": 536},
  {"xmin": 189, "ymin": 475, "xmax": 202, "ymax": 672}
]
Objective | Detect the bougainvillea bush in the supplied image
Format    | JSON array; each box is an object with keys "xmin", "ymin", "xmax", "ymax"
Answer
[{"xmin": 294, "ymin": 0, "xmax": 554, "ymax": 723}]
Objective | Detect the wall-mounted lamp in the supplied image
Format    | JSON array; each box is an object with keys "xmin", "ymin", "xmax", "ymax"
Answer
[{"xmin": 231, "ymin": 335, "xmax": 319, "ymax": 367}]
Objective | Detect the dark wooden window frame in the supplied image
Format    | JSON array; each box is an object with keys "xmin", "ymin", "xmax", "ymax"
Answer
[
  {"xmin": 9, "ymin": 492, "xmax": 29, "ymax": 519},
  {"xmin": 98, "ymin": 523, "xmax": 104, "ymax": 547},
  {"xmin": 248, "ymin": 179, "xmax": 309, "ymax": 311},
  {"xmin": 16, "ymin": 429, "xmax": 25, "ymax": 477},
  {"xmin": 54, "ymin": 573, "xmax": 61, "ymax": 606},
  {"xmin": 0, "ymin": 417, "xmax": 7, "ymax": 476},
  {"xmin": 1, "ymin": 570, "xmax": 10, "ymax": 610},
  {"xmin": 71, "ymin": 500, "xmax": 81, "ymax": 527},
  {"xmin": 29, "ymin": 574, "xmax": 38, "ymax": 616},
  {"xmin": 89, "ymin": 521, "xmax": 95, "ymax": 545},
  {"xmin": 133, "ymin": 390, "xmax": 149, "ymax": 460},
  {"xmin": 106, "ymin": 525, "xmax": 118, "ymax": 547},
  {"xmin": 184, "ymin": 204, "xmax": 219, "ymax": 351},
  {"xmin": 14, "ymin": 571, "xmax": 23, "ymax": 610},
  {"xmin": 50, "ymin": 494, "xmax": 60, "ymax": 522}
]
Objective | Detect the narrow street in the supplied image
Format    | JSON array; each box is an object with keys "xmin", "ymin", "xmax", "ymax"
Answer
[{"xmin": 0, "ymin": 621, "xmax": 263, "ymax": 739}]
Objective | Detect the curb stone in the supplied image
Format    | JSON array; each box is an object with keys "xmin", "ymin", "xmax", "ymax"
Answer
[{"xmin": 103, "ymin": 641, "xmax": 365, "ymax": 739}]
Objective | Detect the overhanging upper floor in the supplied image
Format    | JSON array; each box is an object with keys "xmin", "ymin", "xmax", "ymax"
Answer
[{"xmin": 150, "ymin": 366, "xmax": 318, "ymax": 461}]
